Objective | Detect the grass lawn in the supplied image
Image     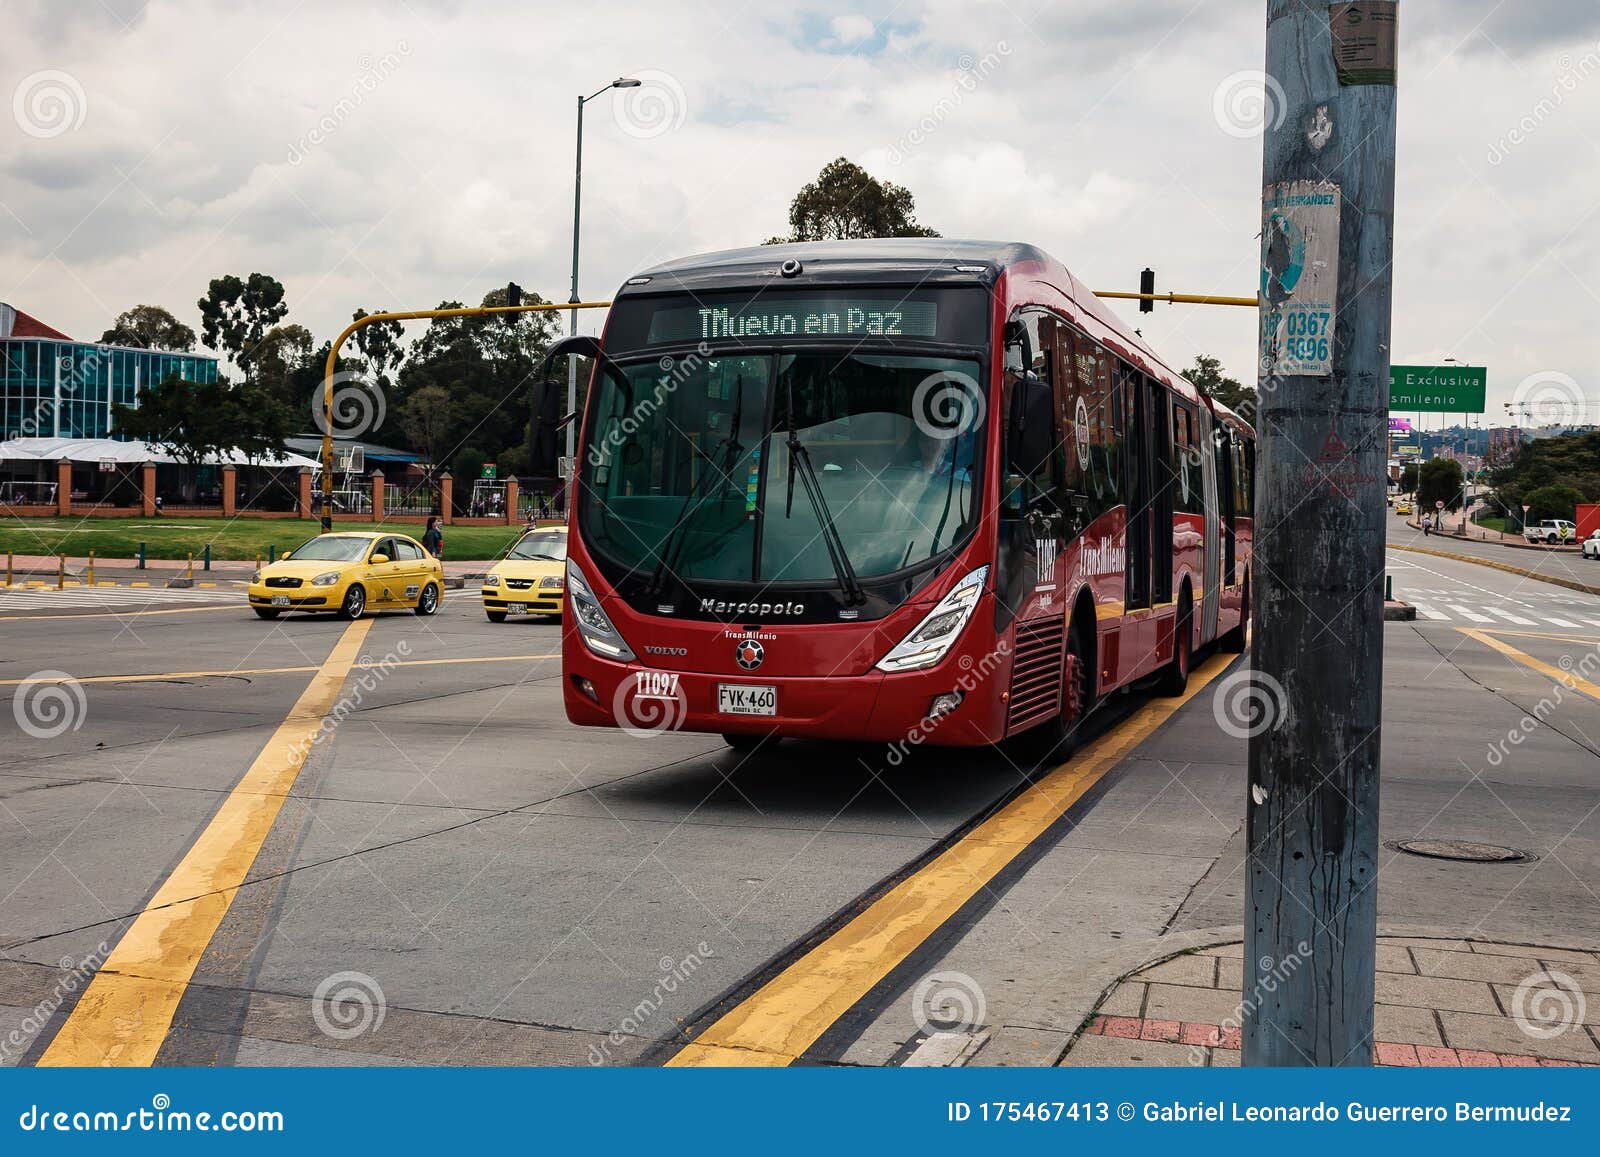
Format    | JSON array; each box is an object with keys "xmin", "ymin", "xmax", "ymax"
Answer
[
  {"xmin": 0, "ymin": 517, "xmax": 533, "ymax": 563},
  {"xmin": 1473, "ymin": 515, "xmax": 1513, "ymax": 534}
]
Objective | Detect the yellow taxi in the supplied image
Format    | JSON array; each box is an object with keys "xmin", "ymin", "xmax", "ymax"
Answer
[
  {"xmin": 482, "ymin": 526, "xmax": 567, "ymax": 622},
  {"xmin": 248, "ymin": 531, "xmax": 443, "ymax": 620},
  {"xmin": 1395, "ymin": 499, "xmax": 1412, "ymax": 516}
]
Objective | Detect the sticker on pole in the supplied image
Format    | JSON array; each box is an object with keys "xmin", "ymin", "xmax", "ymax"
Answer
[{"xmin": 1259, "ymin": 180, "xmax": 1340, "ymax": 378}]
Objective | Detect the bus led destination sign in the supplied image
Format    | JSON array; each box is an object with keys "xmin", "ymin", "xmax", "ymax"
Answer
[{"xmin": 648, "ymin": 298, "xmax": 938, "ymax": 345}]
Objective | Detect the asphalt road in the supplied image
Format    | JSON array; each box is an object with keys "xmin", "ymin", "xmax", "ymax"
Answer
[{"xmin": 2, "ymin": 531, "xmax": 1596, "ymax": 1067}]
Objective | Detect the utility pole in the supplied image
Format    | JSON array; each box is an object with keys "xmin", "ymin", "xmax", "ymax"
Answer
[{"xmin": 1245, "ymin": 0, "xmax": 1398, "ymax": 1065}]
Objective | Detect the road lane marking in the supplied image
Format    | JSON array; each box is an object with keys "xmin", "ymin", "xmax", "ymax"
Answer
[
  {"xmin": 0, "ymin": 654, "xmax": 562, "ymax": 687},
  {"xmin": 37, "ymin": 619, "xmax": 374, "ymax": 1066},
  {"xmin": 1485, "ymin": 607, "xmax": 1539, "ymax": 626},
  {"xmin": 0, "ymin": 606, "xmax": 240, "ymax": 622},
  {"xmin": 1410, "ymin": 602, "xmax": 1447, "ymax": 621},
  {"xmin": 1447, "ymin": 605, "xmax": 1492, "ymax": 623},
  {"xmin": 1539, "ymin": 616, "xmax": 1580, "ymax": 628},
  {"xmin": 666, "ymin": 649, "xmax": 1237, "ymax": 1068},
  {"xmin": 1460, "ymin": 628, "xmax": 1600, "ymax": 706}
]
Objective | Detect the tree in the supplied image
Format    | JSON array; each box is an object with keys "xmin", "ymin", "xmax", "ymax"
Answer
[
  {"xmin": 1184, "ymin": 354, "xmax": 1256, "ymax": 416},
  {"xmin": 1399, "ymin": 462, "xmax": 1419, "ymax": 494},
  {"xmin": 1416, "ymin": 457, "xmax": 1466, "ymax": 514},
  {"xmin": 1523, "ymin": 482, "xmax": 1585, "ymax": 524},
  {"xmin": 100, "ymin": 305, "xmax": 196, "ymax": 351},
  {"xmin": 394, "ymin": 286, "xmax": 561, "ymax": 470},
  {"xmin": 197, "ymin": 273, "xmax": 289, "ymax": 379},
  {"xmin": 765, "ymin": 157, "xmax": 939, "ymax": 244},
  {"xmin": 399, "ymin": 385, "xmax": 453, "ymax": 469},
  {"xmin": 112, "ymin": 375, "xmax": 294, "ymax": 472},
  {"xmin": 352, "ymin": 308, "xmax": 406, "ymax": 389}
]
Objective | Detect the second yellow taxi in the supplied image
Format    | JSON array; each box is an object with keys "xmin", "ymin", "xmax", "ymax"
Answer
[
  {"xmin": 482, "ymin": 526, "xmax": 567, "ymax": 622},
  {"xmin": 248, "ymin": 531, "xmax": 443, "ymax": 620}
]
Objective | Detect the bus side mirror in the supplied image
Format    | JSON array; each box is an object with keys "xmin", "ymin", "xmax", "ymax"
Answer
[
  {"xmin": 1007, "ymin": 373, "xmax": 1054, "ymax": 480},
  {"xmin": 529, "ymin": 379, "xmax": 563, "ymax": 476},
  {"xmin": 534, "ymin": 334, "xmax": 602, "ymax": 383}
]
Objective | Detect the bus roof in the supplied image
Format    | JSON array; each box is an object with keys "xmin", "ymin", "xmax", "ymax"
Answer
[{"xmin": 617, "ymin": 238, "xmax": 1250, "ymax": 432}]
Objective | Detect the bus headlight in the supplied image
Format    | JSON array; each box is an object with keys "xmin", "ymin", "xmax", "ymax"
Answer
[
  {"xmin": 566, "ymin": 558, "xmax": 636, "ymax": 662},
  {"xmin": 876, "ymin": 566, "xmax": 988, "ymax": 673}
]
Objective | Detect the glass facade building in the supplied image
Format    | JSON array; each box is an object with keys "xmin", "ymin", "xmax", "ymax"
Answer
[{"xmin": 1, "ymin": 338, "xmax": 219, "ymax": 441}]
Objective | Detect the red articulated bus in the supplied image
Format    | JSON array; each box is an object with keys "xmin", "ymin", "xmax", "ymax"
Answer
[{"xmin": 534, "ymin": 239, "xmax": 1253, "ymax": 753}]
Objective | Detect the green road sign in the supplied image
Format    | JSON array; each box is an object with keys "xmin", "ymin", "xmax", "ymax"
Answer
[{"xmin": 1389, "ymin": 365, "xmax": 1487, "ymax": 412}]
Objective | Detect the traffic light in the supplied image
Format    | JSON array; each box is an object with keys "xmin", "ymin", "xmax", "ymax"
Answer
[
  {"xmin": 507, "ymin": 282, "xmax": 522, "ymax": 307},
  {"xmin": 1139, "ymin": 268, "xmax": 1155, "ymax": 314}
]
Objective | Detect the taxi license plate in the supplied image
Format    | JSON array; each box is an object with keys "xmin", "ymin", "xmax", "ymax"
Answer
[
  {"xmin": 718, "ymin": 684, "xmax": 776, "ymax": 716},
  {"xmin": 271, "ymin": 595, "xmax": 290, "ymax": 607},
  {"xmin": 506, "ymin": 603, "xmax": 527, "ymax": 616}
]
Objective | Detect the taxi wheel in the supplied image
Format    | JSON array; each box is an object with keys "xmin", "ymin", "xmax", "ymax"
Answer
[
  {"xmin": 339, "ymin": 584, "xmax": 366, "ymax": 620},
  {"xmin": 253, "ymin": 607, "xmax": 280, "ymax": 620},
  {"xmin": 414, "ymin": 583, "xmax": 440, "ymax": 616},
  {"xmin": 486, "ymin": 611, "xmax": 507, "ymax": 623}
]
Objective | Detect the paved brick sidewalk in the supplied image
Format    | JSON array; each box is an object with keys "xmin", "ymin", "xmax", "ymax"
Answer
[{"xmin": 1060, "ymin": 937, "xmax": 1599, "ymax": 1067}]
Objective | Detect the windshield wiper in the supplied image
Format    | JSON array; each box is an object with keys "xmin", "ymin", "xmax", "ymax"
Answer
[
  {"xmin": 648, "ymin": 374, "xmax": 747, "ymax": 595},
  {"xmin": 782, "ymin": 375, "xmax": 865, "ymax": 606}
]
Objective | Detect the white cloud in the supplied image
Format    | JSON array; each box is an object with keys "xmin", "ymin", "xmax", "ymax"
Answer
[{"xmin": 0, "ymin": 0, "xmax": 1596, "ymax": 414}]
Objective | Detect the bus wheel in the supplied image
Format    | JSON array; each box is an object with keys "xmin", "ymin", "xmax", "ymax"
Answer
[
  {"xmin": 1156, "ymin": 593, "xmax": 1192, "ymax": 696},
  {"xmin": 722, "ymin": 733, "xmax": 767, "ymax": 755},
  {"xmin": 1219, "ymin": 577, "xmax": 1249, "ymax": 653}
]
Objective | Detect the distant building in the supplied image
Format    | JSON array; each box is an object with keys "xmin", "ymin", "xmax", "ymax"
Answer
[{"xmin": 1, "ymin": 302, "xmax": 219, "ymax": 440}]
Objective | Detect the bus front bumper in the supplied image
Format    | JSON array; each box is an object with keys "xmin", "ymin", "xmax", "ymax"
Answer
[{"xmin": 562, "ymin": 650, "xmax": 1006, "ymax": 747}]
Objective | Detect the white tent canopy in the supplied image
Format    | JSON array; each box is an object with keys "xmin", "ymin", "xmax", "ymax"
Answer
[{"xmin": 0, "ymin": 437, "xmax": 319, "ymax": 470}]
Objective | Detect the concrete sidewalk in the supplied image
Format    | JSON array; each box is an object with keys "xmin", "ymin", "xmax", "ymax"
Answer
[{"xmin": 1063, "ymin": 937, "xmax": 1599, "ymax": 1067}]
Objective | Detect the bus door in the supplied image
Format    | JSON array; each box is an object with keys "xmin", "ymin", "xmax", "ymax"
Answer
[
  {"xmin": 997, "ymin": 309, "xmax": 1068, "ymax": 735},
  {"xmin": 1120, "ymin": 367, "xmax": 1158, "ymax": 679},
  {"xmin": 1218, "ymin": 428, "xmax": 1237, "ymax": 586},
  {"xmin": 1198, "ymin": 407, "xmax": 1222, "ymax": 642}
]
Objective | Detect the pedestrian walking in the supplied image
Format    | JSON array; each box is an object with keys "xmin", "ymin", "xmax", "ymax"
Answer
[{"xmin": 423, "ymin": 515, "xmax": 444, "ymax": 559}]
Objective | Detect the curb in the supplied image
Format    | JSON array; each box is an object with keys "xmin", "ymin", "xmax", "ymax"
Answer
[
  {"xmin": 1383, "ymin": 600, "xmax": 1416, "ymax": 621},
  {"xmin": 1388, "ymin": 543, "xmax": 1600, "ymax": 598}
]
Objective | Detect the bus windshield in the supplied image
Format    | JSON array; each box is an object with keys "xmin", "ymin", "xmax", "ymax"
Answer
[{"xmin": 578, "ymin": 349, "xmax": 986, "ymax": 587}]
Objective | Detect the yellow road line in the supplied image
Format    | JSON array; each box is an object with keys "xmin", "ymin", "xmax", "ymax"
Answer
[
  {"xmin": 38, "ymin": 619, "xmax": 373, "ymax": 1066},
  {"xmin": 1459, "ymin": 628, "xmax": 1600, "ymax": 705},
  {"xmin": 1476, "ymin": 626, "xmax": 1600, "ymax": 645},
  {"xmin": 667, "ymin": 649, "xmax": 1237, "ymax": 1067},
  {"xmin": 0, "ymin": 654, "xmax": 561, "ymax": 686}
]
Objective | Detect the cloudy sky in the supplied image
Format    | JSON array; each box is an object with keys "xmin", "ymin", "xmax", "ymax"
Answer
[{"xmin": 3, "ymin": 0, "xmax": 1598, "ymax": 422}]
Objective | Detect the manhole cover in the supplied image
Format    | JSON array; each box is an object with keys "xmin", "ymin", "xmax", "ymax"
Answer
[{"xmin": 1387, "ymin": 839, "xmax": 1536, "ymax": 864}]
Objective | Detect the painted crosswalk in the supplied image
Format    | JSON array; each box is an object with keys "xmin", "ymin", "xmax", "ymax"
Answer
[
  {"xmin": 1394, "ymin": 588, "xmax": 1600, "ymax": 629},
  {"xmin": 0, "ymin": 582, "xmax": 241, "ymax": 613}
]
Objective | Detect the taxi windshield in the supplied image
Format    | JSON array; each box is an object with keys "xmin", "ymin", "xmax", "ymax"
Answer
[
  {"xmin": 508, "ymin": 533, "xmax": 567, "ymax": 562},
  {"xmin": 287, "ymin": 536, "xmax": 372, "ymax": 563}
]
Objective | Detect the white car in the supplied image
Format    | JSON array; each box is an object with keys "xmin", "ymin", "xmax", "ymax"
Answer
[
  {"xmin": 1524, "ymin": 519, "xmax": 1576, "ymax": 544},
  {"xmin": 1583, "ymin": 531, "xmax": 1600, "ymax": 560}
]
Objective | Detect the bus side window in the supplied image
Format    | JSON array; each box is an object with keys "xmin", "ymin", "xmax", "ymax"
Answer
[{"xmin": 1002, "ymin": 309, "xmax": 1061, "ymax": 516}]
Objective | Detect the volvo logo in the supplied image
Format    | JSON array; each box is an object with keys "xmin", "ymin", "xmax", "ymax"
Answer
[{"xmin": 735, "ymin": 639, "xmax": 765, "ymax": 670}]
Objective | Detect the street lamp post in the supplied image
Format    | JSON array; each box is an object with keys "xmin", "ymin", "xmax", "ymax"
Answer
[{"xmin": 567, "ymin": 77, "xmax": 641, "ymax": 478}]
